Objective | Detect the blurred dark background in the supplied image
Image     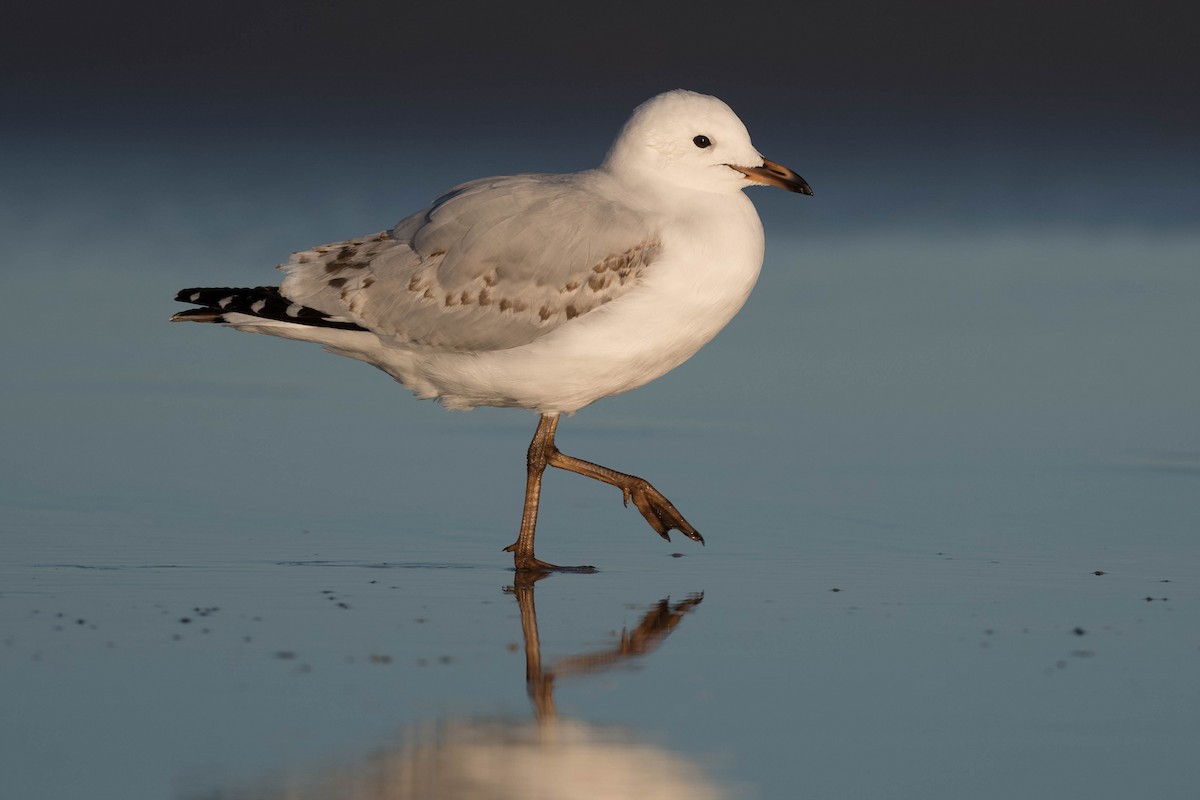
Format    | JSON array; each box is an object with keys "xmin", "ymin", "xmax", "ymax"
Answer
[{"xmin": 5, "ymin": 0, "xmax": 1199, "ymax": 234}]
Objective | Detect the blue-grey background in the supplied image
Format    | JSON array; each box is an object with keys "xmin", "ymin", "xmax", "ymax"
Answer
[{"xmin": 2, "ymin": 2, "xmax": 1198, "ymax": 798}]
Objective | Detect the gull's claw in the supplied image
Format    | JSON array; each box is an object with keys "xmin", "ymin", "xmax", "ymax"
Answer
[{"xmin": 625, "ymin": 479, "xmax": 704, "ymax": 545}]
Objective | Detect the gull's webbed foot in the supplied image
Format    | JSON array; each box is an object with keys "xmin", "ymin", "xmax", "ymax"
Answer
[
  {"xmin": 621, "ymin": 478, "xmax": 704, "ymax": 545},
  {"xmin": 504, "ymin": 543, "xmax": 598, "ymax": 574}
]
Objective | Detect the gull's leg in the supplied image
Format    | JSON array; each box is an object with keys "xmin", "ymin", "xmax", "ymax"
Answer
[
  {"xmin": 546, "ymin": 443, "xmax": 704, "ymax": 545},
  {"xmin": 505, "ymin": 414, "xmax": 596, "ymax": 573}
]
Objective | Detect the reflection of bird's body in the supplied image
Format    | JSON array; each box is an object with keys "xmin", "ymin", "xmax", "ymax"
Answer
[{"xmin": 173, "ymin": 90, "xmax": 811, "ymax": 570}]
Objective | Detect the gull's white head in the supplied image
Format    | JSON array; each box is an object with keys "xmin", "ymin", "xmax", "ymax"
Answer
[{"xmin": 603, "ymin": 90, "xmax": 812, "ymax": 197}]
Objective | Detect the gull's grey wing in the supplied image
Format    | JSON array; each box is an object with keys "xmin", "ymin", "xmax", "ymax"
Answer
[{"xmin": 277, "ymin": 173, "xmax": 661, "ymax": 351}]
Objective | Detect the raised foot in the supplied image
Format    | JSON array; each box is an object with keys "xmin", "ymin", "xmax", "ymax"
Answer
[{"xmin": 622, "ymin": 479, "xmax": 705, "ymax": 545}]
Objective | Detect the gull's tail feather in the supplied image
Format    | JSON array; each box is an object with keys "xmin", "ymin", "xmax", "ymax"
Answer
[{"xmin": 171, "ymin": 286, "xmax": 367, "ymax": 331}]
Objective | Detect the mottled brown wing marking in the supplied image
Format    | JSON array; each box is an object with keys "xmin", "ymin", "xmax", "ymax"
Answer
[
  {"xmin": 393, "ymin": 240, "xmax": 656, "ymax": 331},
  {"xmin": 527, "ymin": 240, "xmax": 659, "ymax": 325},
  {"xmin": 498, "ymin": 298, "xmax": 529, "ymax": 313},
  {"xmin": 324, "ymin": 246, "xmax": 361, "ymax": 273}
]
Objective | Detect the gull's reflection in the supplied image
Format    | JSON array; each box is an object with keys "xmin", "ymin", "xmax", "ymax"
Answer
[
  {"xmin": 509, "ymin": 571, "xmax": 705, "ymax": 726},
  {"xmin": 212, "ymin": 577, "xmax": 726, "ymax": 799}
]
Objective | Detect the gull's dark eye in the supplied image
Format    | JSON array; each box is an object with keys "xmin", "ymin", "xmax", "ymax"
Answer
[{"xmin": 693, "ymin": 135, "xmax": 712, "ymax": 149}]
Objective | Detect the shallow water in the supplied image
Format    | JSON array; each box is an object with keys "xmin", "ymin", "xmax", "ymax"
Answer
[{"xmin": 2, "ymin": 154, "xmax": 1199, "ymax": 799}]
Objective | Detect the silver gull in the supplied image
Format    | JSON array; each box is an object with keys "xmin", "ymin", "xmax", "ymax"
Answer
[{"xmin": 172, "ymin": 89, "xmax": 812, "ymax": 571}]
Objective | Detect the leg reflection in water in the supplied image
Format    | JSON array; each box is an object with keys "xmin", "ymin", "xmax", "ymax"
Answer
[
  {"xmin": 215, "ymin": 578, "xmax": 722, "ymax": 800},
  {"xmin": 505, "ymin": 570, "xmax": 705, "ymax": 725}
]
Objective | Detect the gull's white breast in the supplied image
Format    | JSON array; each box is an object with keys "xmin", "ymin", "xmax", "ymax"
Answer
[{"xmin": 392, "ymin": 190, "xmax": 766, "ymax": 413}]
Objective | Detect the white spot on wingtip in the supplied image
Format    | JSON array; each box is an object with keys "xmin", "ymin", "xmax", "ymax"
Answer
[
  {"xmin": 218, "ymin": 296, "xmax": 233, "ymax": 308},
  {"xmin": 286, "ymin": 304, "xmax": 302, "ymax": 317},
  {"xmin": 250, "ymin": 300, "xmax": 266, "ymax": 313},
  {"xmin": 189, "ymin": 292, "xmax": 201, "ymax": 302}
]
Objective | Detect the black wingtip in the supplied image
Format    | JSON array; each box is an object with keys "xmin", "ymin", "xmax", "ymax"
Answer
[{"xmin": 172, "ymin": 285, "xmax": 369, "ymax": 331}]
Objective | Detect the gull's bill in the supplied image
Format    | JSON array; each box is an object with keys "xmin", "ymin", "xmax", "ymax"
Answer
[{"xmin": 731, "ymin": 158, "xmax": 814, "ymax": 195}]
